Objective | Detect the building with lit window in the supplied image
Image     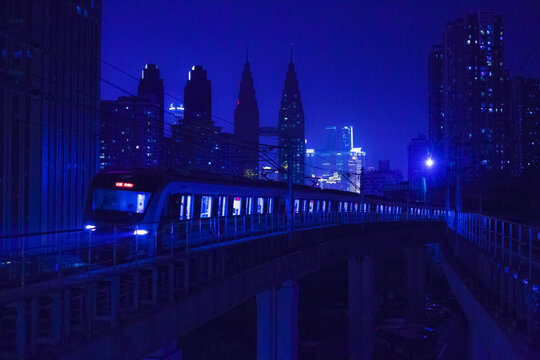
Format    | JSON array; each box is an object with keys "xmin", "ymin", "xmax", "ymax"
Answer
[
  {"xmin": 441, "ymin": 10, "xmax": 509, "ymax": 181},
  {"xmin": 305, "ymin": 126, "xmax": 365, "ymax": 193},
  {"xmin": 512, "ymin": 77, "xmax": 540, "ymax": 173},
  {"xmin": 363, "ymin": 161, "xmax": 403, "ymax": 197},
  {"xmin": 234, "ymin": 57, "xmax": 260, "ymax": 178},
  {"xmin": 278, "ymin": 54, "xmax": 305, "ymax": 185},
  {"xmin": 100, "ymin": 95, "xmax": 161, "ymax": 169},
  {"xmin": 428, "ymin": 45, "xmax": 445, "ymax": 184},
  {"xmin": 100, "ymin": 65, "xmax": 163, "ymax": 170},
  {"xmin": 1, "ymin": 0, "xmax": 101, "ymax": 234}
]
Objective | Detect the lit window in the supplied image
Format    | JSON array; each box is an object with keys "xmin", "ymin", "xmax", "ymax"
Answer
[
  {"xmin": 200, "ymin": 196, "xmax": 212, "ymax": 218},
  {"xmin": 309, "ymin": 200, "xmax": 314, "ymax": 213},
  {"xmin": 257, "ymin": 197, "xmax": 264, "ymax": 214},
  {"xmin": 267, "ymin": 198, "xmax": 273, "ymax": 214},
  {"xmin": 233, "ymin": 197, "xmax": 242, "ymax": 216},
  {"xmin": 294, "ymin": 199, "xmax": 300, "ymax": 214}
]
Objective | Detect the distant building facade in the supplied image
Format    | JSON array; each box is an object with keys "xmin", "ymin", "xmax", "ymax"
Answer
[
  {"xmin": 100, "ymin": 95, "xmax": 161, "ymax": 169},
  {"xmin": 512, "ymin": 77, "xmax": 540, "ymax": 173},
  {"xmin": 427, "ymin": 45, "xmax": 444, "ymax": 183},
  {"xmin": 305, "ymin": 126, "xmax": 365, "ymax": 193},
  {"xmin": 1, "ymin": 0, "xmax": 101, "ymax": 234},
  {"xmin": 234, "ymin": 58, "xmax": 260, "ymax": 178},
  {"xmin": 438, "ymin": 10, "xmax": 509, "ymax": 181},
  {"xmin": 100, "ymin": 65, "xmax": 164, "ymax": 170},
  {"xmin": 363, "ymin": 161, "xmax": 403, "ymax": 197},
  {"xmin": 278, "ymin": 55, "xmax": 305, "ymax": 185}
]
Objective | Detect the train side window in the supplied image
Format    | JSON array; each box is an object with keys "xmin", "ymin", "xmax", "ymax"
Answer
[
  {"xmin": 339, "ymin": 202, "xmax": 343, "ymax": 212},
  {"xmin": 200, "ymin": 196, "xmax": 212, "ymax": 218},
  {"xmin": 233, "ymin": 197, "xmax": 242, "ymax": 216},
  {"xmin": 246, "ymin": 197, "xmax": 253, "ymax": 215},
  {"xmin": 344, "ymin": 202, "xmax": 349, "ymax": 212},
  {"xmin": 257, "ymin": 197, "xmax": 264, "ymax": 214},
  {"xmin": 218, "ymin": 196, "xmax": 227, "ymax": 217},
  {"xmin": 183, "ymin": 195, "xmax": 192, "ymax": 219},
  {"xmin": 354, "ymin": 203, "xmax": 358, "ymax": 212},
  {"xmin": 267, "ymin": 198, "xmax": 273, "ymax": 214},
  {"xmin": 294, "ymin": 199, "xmax": 300, "ymax": 214},
  {"xmin": 302, "ymin": 200, "xmax": 307, "ymax": 213},
  {"xmin": 308, "ymin": 200, "xmax": 314, "ymax": 213},
  {"xmin": 322, "ymin": 200, "xmax": 326, "ymax": 212},
  {"xmin": 316, "ymin": 200, "xmax": 320, "ymax": 212},
  {"xmin": 328, "ymin": 201, "xmax": 332, "ymax": 212}
]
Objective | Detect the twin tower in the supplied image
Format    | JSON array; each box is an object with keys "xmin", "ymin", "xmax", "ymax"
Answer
[{"xmin": 234, "ymin": 53, "xmax": 305, "ymax": 184}]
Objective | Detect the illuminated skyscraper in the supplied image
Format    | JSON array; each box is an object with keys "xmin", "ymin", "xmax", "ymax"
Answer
[
  {"xmin": 234, "ymin": 57, "xmax": 260, "ymax": 178},
  {"xmin": 278, "ymin": 53, "xmax": 305, "ymax": 184},
  {"xmin": 1, "ymin": 0, "xmax": 101, "ymax": 234}
]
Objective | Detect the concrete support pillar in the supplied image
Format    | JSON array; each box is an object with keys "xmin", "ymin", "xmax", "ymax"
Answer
[
  {"xmin": 257, "ymin": 280, "xmax": 299, "ymax": 360},
  {"xmin": 469, "ymin": 326, "xmax": 489, "ymax": 360},
  {"xmin": 406, "ymin": 246, "xmax": 426, "ymax": 321},
  {"xmin": 348, "ymin": 255, "xmax": 374, "ymax": 360}
]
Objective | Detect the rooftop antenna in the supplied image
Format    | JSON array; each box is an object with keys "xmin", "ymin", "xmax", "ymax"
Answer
[{"xmin": 290, "ymin": 43, "xmax": 293, "ymax": 62}]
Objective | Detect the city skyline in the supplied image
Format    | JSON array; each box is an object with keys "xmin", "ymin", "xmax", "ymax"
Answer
[{"xmin": 101, "ymin": 0, "xmax": 540, "ymax": 176}]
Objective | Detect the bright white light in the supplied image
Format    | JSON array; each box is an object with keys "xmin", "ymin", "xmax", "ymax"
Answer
[
  {"xmin": 426, "ymin": 158, "xmax": 434, "ymax": 168},
  {"xmin": 133, "ymin": 229, "xmax": 148, "ymax": 236},
  {"xmin": 85, "ymin": 225, "xmax": 96, "ymax": 230}
]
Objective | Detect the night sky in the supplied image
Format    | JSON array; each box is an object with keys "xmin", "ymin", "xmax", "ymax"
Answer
[{"xmin": 102, "ymin": 0, "xmax": 540, "ymax": 177}]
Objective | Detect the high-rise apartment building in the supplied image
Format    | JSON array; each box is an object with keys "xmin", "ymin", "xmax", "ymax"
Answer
[
  {"xmin": 100, "ymin": 65, "xmax": 163, "ymax": 170},
  {"xmin": 100, "ymin": 95, "xmax": 161, "ymax": 169},
  {"xmin": 441, "ymin": 10, "xmax": 508, "ymax": 181},
  {"xmin": 278, "ymin": 55, "xmax": 305, "ymax": 185},
  {"xmin": 512, "ymin": 77, "xmax": 540, "ymax": 173},
  {"xmin": 428, "ymin": 45, "xmax": 444, "ymax": 178},
  {"xmin": 1, "ymin": 0, "xmax": 101, "ymax": 235},
  {"xmin": 234, "ymin": 58, "xmax": 260, "ymax": 178}
]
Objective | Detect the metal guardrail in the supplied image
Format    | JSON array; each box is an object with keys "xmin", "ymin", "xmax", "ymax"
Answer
[
  {"xmin": 447, "ymin": 211, "xmax": 540, "ymax": 335},
  {"xmin": 0, "ymin": 207, "xmax": 445, "ymax": 292}
]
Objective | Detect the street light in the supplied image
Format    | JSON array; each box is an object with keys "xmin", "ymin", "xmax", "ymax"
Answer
[{"xmin": 426, "ymin": 157, "xmax": 434, "ymax": 168}]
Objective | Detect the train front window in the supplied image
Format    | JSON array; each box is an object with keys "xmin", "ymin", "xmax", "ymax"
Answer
[{"xmin": 93, "ymin": 188, "xmax": 151, "ymax": 214}]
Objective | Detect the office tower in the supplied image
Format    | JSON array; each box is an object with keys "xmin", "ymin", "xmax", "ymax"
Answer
[
  {"xmin": 428, "ymin": 45, "xmax": 444, "ymax": 178},
  {"xmin": 138, "ymin": 64, "xmax": 164, "ymax": 131},
  {"xmin": 512, "ymin": 78, "xmax": 540, "ymax": 173},
  {"xmin": 305, "ymin": 125, "xmax": 365, "ymax": 193},
  {"xmin": 100, "ymin": 95, "xmax": 161, "ymax": 170},
  {"xmin": 169, "ymin": 65, "xmax": 222, "ymax": 173},
  {"xmin": 1, "ymin": 1, "xmax": 101, "ymax": 235},
  {"xmin": 166, "ymin": 103, "xmax": 184, "ymax": 137},
  {"xmin": 278, "ymin": 53, "xmax": 305, "ymax": 185},
  {"xmin": 408, "ymin": 134, "xmax": 429, "ymax": 201},
  {"xmin": 234, "ymin": 57, "xmax": 260, "ymax": 178},
  {"xmin": 442, "ymin": 10, "xmax": 508, "ymax": 181},
  {"xmin": 342, "ymin": 126, "xmax": 353, "ymax": 152},
  {"xmin": 184, "ymin": 65, "xmax": 212, "ymax": 127}
]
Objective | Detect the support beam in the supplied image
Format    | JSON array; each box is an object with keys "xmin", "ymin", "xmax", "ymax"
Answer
[
  {"xmin": 469, "ymin": 326, "xmax": 489, "ymax": 360},
  {"xmin": 348, "ymin": 255, "xmax": 374, "ymax": 360},
  {"xmin": 257, "ymin": 280, "xmax": 299, "ymax": 360},
  {"xmin": 406, "ymin": 246, "xmax": 426, "ymax": 321}
]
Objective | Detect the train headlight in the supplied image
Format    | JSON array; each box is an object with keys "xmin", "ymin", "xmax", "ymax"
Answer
[{"xmin": 133, "ymin": 229, "xmax": 149, "ymax": 236}]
